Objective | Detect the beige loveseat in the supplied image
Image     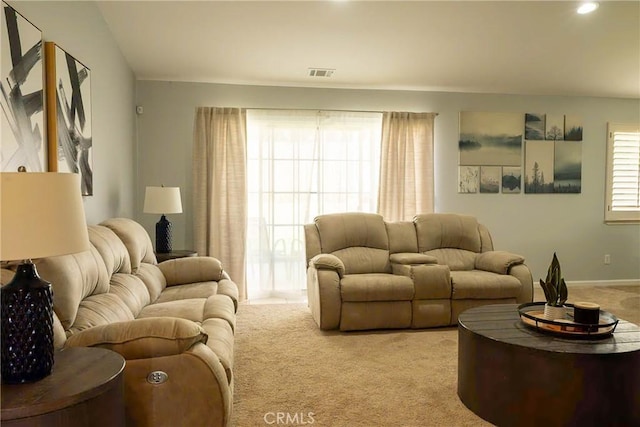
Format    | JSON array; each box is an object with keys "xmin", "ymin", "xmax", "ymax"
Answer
[
  {"xmin": 1, "ymin": 218, "xmax": 238, "ymax": 427},
  {"xmin": 304, "ymin": 212, "xmax": 532, "ymax": 331}
]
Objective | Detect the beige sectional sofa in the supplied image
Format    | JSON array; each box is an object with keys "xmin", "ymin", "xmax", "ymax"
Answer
[
  {"xmin": 1, "ymin": 218, "xmax": 238, "ymax": 427},
  {"xmin": 304, "ymin": 212, "xmax": 532, "ymax": 331}
]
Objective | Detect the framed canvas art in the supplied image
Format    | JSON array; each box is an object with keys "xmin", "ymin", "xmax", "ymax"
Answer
[
  {"xmin": 459, "ymin": 112, "xmax": 523, "ymax": 167},
  {"xmin": 1, "ymin": 2, "xmax": 45, "ymax": 172},
  {"xmin": 45, "ymin": 42, "xmax": 92, "ymax": 195}
]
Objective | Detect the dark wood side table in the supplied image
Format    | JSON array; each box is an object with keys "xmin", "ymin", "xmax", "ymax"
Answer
[
  {"xmin": 458, "ymin": 303, "xmax": 640, "ymax": 427},
  {"xmin": 155, "ymin": 249, "xmax": 198, "ymax": 262},
  {"xmin": 1, "ymin": 347, "xmax": 126, "ymax": 427}
]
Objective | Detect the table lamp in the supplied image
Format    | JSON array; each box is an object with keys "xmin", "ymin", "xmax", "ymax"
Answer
[
  {"xmin": 0, "ymin": 172, "xmax": 90, "ymax": 384},
  {"xmin": 143, "ymin": 186, "xmax": 182, "ymax": 253}
]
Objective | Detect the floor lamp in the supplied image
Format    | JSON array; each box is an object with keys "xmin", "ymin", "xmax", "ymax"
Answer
[
  {"xmin": 143, "ymin": 186, "xmax": 182, "ymax": 253},
  {"xmin": 0, "ymin": 172, "xmax": 90, "ymax": 383}
]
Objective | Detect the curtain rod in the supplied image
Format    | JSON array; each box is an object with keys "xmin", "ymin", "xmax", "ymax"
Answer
[{"xmin": 225, "ymin": 107, "xmax": 439, "ymax": 116}]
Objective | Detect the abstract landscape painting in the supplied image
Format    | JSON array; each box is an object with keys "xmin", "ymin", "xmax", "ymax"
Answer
[
  {"xmin": 1, "ymin": 2, "xmax": 44, "ymax": 172},
  {"xmin": 525, "ymin": 113, "xmax": 545, "ymax": 140},
  {"xmin": 480, "ymin": 166, "xmax": 500, "ymax": 193},
  {"xmin": 554, "ymin": 141, "xmax": 581, "ymax": 193},
  {"xmin": 48, "ymin": 43, "xmax": 92, "ymax": 195},
  {"xmin": 458, "ymin": 166, "xmax": 479, "ymax": 193},
  {"xmin": 459, "ymin": 112, "xmax": 523, "ymax": 166},
  {"xmin": 502, "ymin": 166, "xmax": 521, "ymax": 194}
]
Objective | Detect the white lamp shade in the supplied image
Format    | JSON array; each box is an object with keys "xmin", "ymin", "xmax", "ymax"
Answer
[
  {"xmin": 143, "ymin": 186, "xmax": 182, "ymax": 214},
  {"xmin": 1, "ymin": 173, "xmax": 90, "ymax": 261}
]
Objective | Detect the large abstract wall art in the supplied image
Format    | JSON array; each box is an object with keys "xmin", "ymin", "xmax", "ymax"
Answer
[
  {"xmin": 45, "ymin": 41, "xmax": 92, "ymax": 195},
  {"xmin": 459, "ymin": 111, "xmax": 582, "ymax": 195},
  {"xmin": 524, "ymin": 113, "xmax": 582, "ymax": 194},
  {"xmin": 1, "ymin": 2, "xmax": 44, "ymax": 172},
  {"xmin": 458, "ymin": 112, "xmax": 523, "ymax": 194}
]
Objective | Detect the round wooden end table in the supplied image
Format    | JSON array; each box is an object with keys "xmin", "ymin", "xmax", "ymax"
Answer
[
  {"xmin": 457, "ymin": 303, "xmax": 640, "ymax": 427},
  {"xmin": 1, "ymin": 347, "xmax": 126, "ymax": 427}
]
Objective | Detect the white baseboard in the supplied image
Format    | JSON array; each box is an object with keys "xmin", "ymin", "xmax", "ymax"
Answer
[{"xmin": 566, "ymin": 279, "xmax": 640, "ymax": 287}]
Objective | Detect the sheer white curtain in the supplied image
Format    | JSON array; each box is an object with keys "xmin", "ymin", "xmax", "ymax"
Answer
[
  {"xmin": 246, "ymin": 109, "xmax": 382, "ymax": 299},
  {"xmin": 193, "ymin": 107, "xmax": 248, "ymax": 300},
  {"xmin": 377, "ymin": 112, "xmax": 437, "ymax": 221}
]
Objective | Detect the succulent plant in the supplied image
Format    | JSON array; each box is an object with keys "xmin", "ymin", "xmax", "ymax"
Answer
[{"xmin": 539, "ymin": 252, "xmax": 568, "ymax": 307}]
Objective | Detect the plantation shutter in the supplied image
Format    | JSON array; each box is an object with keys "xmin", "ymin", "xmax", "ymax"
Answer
[{"xmin": 605, "ymin": 123, "xmax": 640, "ymax": 222}]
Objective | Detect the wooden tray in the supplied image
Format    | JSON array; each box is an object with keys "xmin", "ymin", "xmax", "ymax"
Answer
[{"xmin": 518, "ymin": 302, "xmax": 619, "ymax": 338}]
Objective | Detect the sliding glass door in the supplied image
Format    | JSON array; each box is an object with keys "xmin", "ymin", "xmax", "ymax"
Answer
[{"xmin": 246, "ymin": 110, "xmax": 382, "ymax": 299}]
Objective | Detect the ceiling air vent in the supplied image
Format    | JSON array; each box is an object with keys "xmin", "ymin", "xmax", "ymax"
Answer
[{"xmin": 308, "ymin": 68, "xmax": 335, "ymax": 78}]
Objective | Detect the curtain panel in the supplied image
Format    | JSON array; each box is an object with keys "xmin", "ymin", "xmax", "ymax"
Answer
[
  {"xmin": 193, "ymin": 107, "xmax": 248, "ymax": 300},
  {"xmin": 377, "ymin": 112, "xmax": 437, "ymax": 221}
]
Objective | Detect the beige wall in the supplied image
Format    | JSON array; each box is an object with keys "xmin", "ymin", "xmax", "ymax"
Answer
[
  {"xmin": 135, "ymin": 81, "xmax": 640, "ymax": 282},
  {"xmin": 9, "ymin": 1, "xmax": 137, "ymax": 224}
]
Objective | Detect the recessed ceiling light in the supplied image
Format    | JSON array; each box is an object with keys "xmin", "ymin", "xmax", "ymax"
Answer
[{"xmin": 577, "ymin": 2, "xmax": 599, "ymax": 14}]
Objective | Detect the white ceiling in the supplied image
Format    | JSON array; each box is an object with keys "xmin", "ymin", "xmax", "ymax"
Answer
[{"xmin": 96, "ymin": 1, "xmax": 640, "ymax": 99}]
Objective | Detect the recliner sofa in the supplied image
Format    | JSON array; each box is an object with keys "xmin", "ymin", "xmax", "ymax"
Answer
[
  {"xmin": 304, "ymin": 212, "xmax": 532, "ymax": 331},
  {"xmin": 1, "ymin": 218, "xmax": 238, "ymax": 427}
]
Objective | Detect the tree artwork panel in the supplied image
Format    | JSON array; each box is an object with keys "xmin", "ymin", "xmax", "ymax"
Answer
[
  {"xmin": 545, "ymin": 114, "xmax": 564, "ymax": 141},
  {"xmin": 53, "ymin": 45, "xmax": 92, "ymax": 196},
  {"xmin": 459, "ymin": 166, "xmax": 479, "ymax": 193},
  {"xmin": 459, "ymin": 112, "xmax": 523, "ymax": 166},
  {"xmin": 1, "ymin": 2, "xmax": 44, "ymax": 172},
  {"xmin": 525, "ymin": 140, "xmax": 554, "ymax": 193},
  {"xmin": 564, "ymin": 115, "xmax": 583, "ymax": 141}
]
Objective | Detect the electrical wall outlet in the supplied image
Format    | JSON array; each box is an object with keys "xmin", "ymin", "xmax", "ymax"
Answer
[{"xmin": 604, "ymin": 254, "xmax": 611, "ymax": 265}]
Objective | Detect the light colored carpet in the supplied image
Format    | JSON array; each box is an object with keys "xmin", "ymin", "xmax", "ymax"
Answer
[{"xmin": 232, "ymin": 285, "xmax": 639, "ymax": 426}]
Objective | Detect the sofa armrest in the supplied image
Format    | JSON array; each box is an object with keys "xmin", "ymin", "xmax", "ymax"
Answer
[
  {"xmin": 475, "ymin": 251, "xmax": 525, "ymax": 275},
  {"xmin": 64, "ymin": 317, "xmax": 208, "ymax": 360},
  {"xmin": 159, "ymin": 256, "xmax": 224, "ymax": 286},
  {"xmin": 390, "ymin": 253, "xmax": 438, "ymax": 265},
  {"xmin": 309, "ymin": 254, "xmax": 345, "ymax": 278}
]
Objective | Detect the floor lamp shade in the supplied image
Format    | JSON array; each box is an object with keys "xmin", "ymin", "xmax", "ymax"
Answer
[
  {"xmin": 143, "ymin": 186, "xmax": 182, "ymax": 253},
  {"xmin": 1, "ymin": 172, "xmax": 90, "ymax": 383}
]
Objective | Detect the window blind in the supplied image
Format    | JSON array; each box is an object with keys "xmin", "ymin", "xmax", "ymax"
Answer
[{"xmin": 606, "ymin": 123, "xmax": 640, "ymax": 222}]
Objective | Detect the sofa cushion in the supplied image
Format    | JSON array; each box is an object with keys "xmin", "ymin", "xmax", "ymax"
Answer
[
  {"xmin": 35, "ymin": 246, "xmax": 111, "ymax": 330},
  {"xmin": 69, "ymin": 293, "xmax": 135, "ymax": 335},
  {"xmin": 88, "ymin": 225, "xmax": 132, "ymax": 275},
  {"xmin": 65, "ymin": 317, "xmax": 208, "ymax": 359},
  {"xmin": 109, "ymin": 273, "xmax": 151, "ymax": 317},
  {"xmin": 138, "ymin": 299, "xmax": 207, "ymax": 323},
  {"xmin": 154, "ymin": 282, "xmax": 221, "ymax": 304},
  {"xmin": 341, "ymin": 273, "xmax": 414, "ymax": 302},
  {"xmin": 333, "ymin": 247, "xmax": 391, "ymax": 274},
  {"xmin": 101, "ymin": 218, "xmax": 156, "ymax": 273},
  {"xmin": 414, "ymin": 213, "xmax": 481, "ymax": 252},
  {"xmin": 450, "ymin": 270, "xmax": 521, "ymax": 300},
  {"xmin": 139, "ymin": 294, "xmax": 236, "ymax": 331},
  {"xmin": 475, "ymin": 251, "xmax": 525, "ymax": 274},
  {"xmin": 135, "ymin": 263, "xmax": 167, "ymax": 303},
  {"xmin": 159, "ymin": 257, "xmax": 224, "ymax": 286},
  {"xmin": 424, "ymin": 248, "xmax": 477, "ymax": 271},
  {"xmin": 316, "ymin": 212, "xmax": 389, "ymax": 253},
  {"xmin": 386, "ymin": 221, "xmax": 418, "ymax": 253}
]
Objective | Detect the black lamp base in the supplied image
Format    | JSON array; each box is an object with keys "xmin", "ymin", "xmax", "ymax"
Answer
[
  {"xmin": 0, "ymin": 262, "xmax": 54, "ymax": 384},
  {"xmin": 155, "ymin": 214, "xmax": 173, "ymax": 253}
]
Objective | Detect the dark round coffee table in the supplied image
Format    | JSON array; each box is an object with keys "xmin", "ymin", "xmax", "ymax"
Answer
[{"xmin": 457, "ymin": 303, "xmax": 640, "ymax": 427}]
